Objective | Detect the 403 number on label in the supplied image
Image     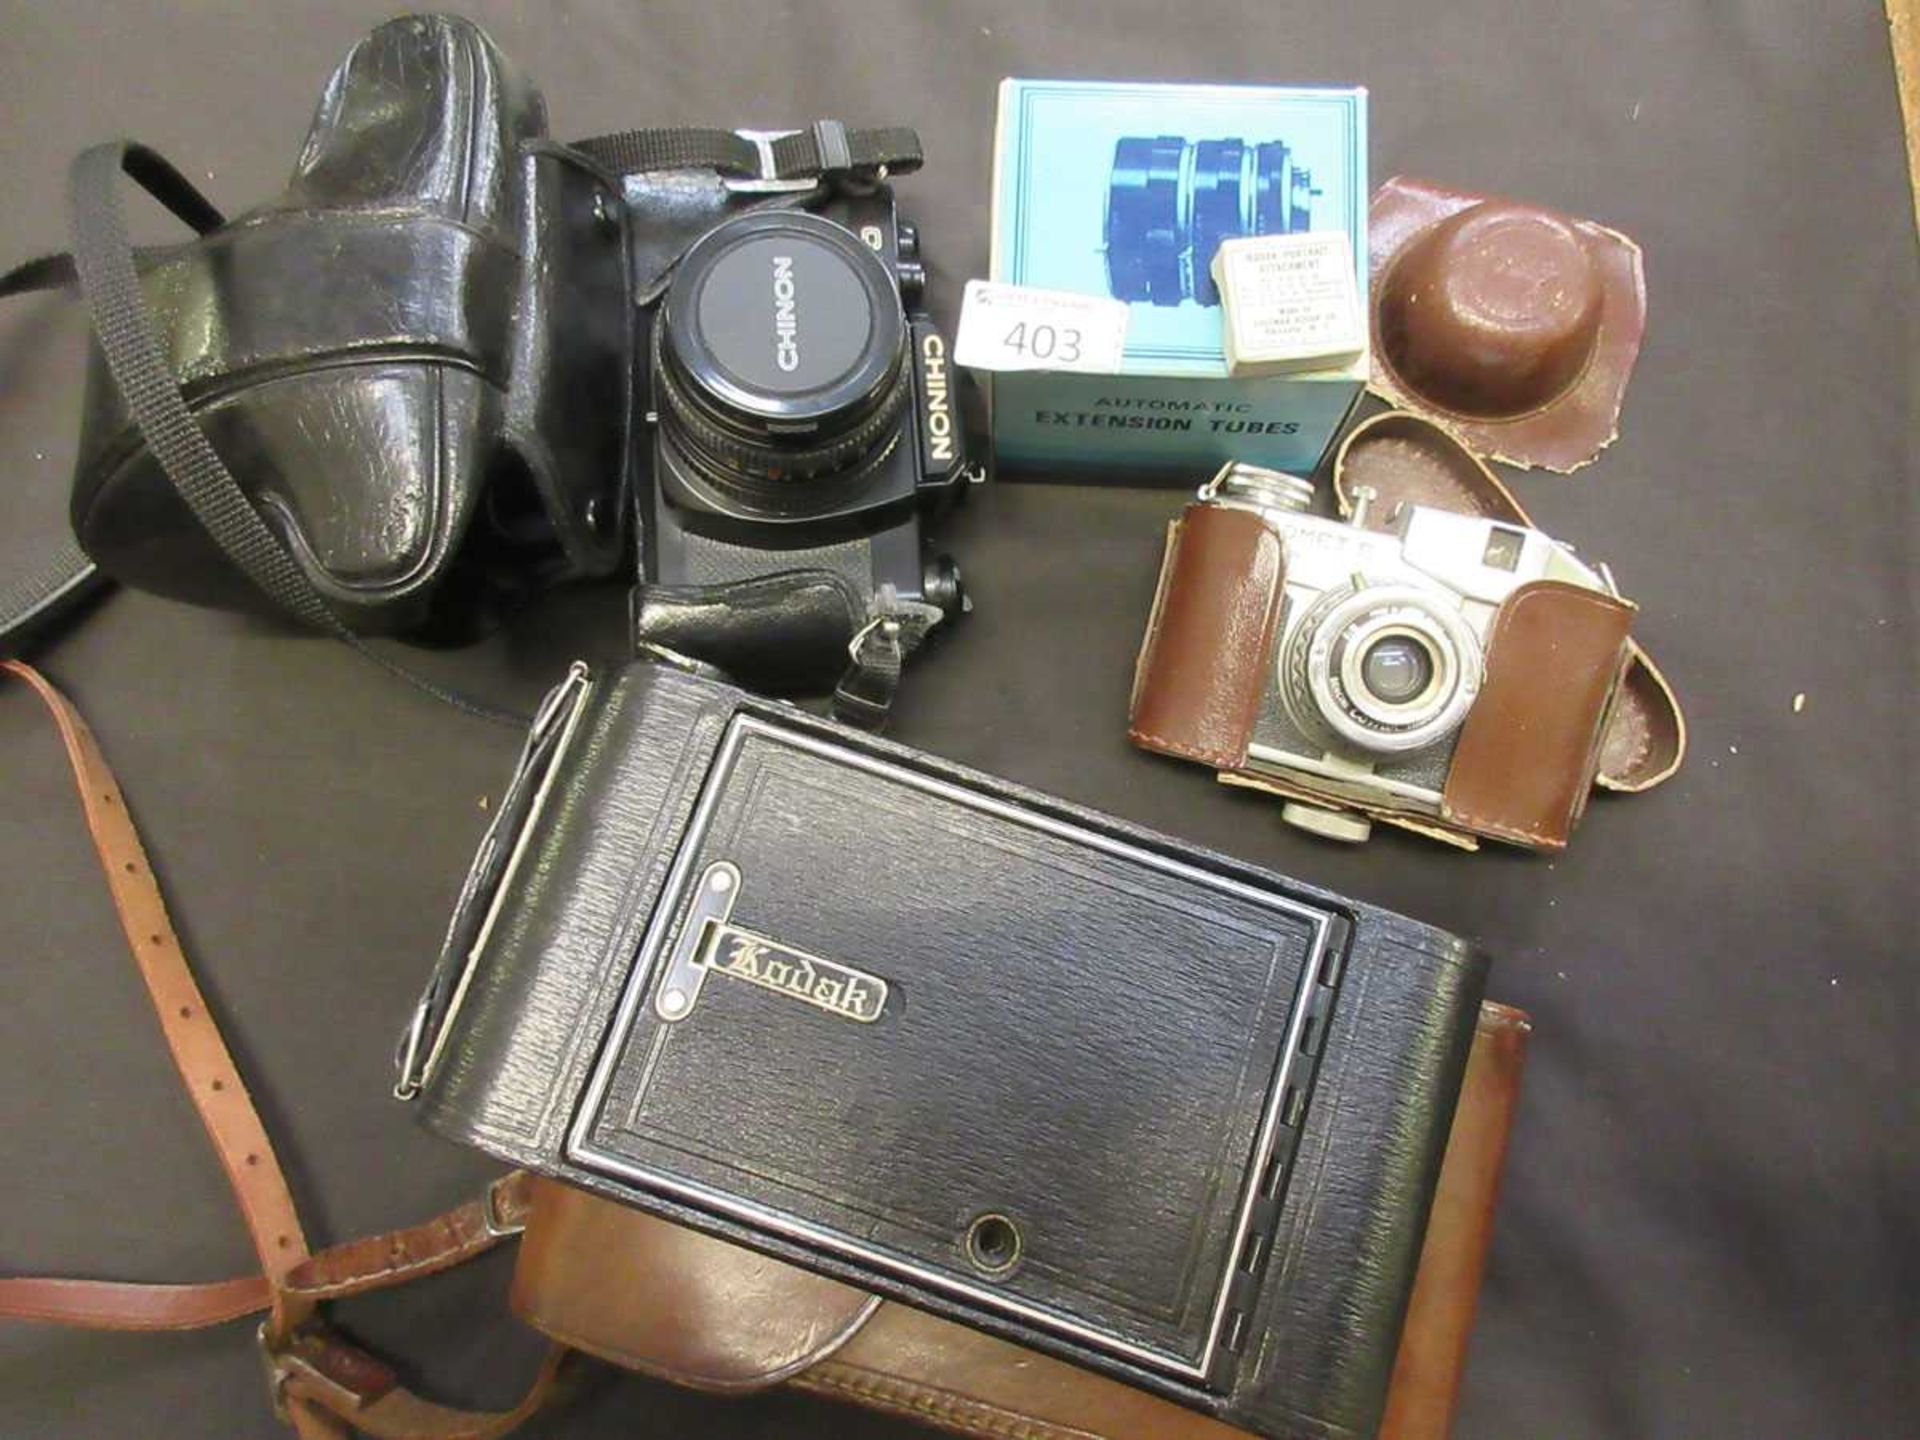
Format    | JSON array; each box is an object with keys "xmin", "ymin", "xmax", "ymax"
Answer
[{"xmin": 954, "ymin": 280, "xmax": 1129, "ymax": 374}]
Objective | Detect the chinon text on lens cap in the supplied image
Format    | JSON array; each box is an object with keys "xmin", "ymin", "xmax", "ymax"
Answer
[{"xmin": 667, "ymin": 210, "xmax": 905, "ymax": 429}]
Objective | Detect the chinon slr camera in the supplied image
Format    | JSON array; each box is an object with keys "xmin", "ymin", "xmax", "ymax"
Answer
[
  {"xmin": 1105, "ymin": 135, "xmax": 1318, "ymax": 307},
  {"xmin": 1131, "ymin": 463, "xmax": 1642, "ymax": 850},
  {"xmin": 628, "ymin": 149, "xmax": 969, "ymax": 723}
]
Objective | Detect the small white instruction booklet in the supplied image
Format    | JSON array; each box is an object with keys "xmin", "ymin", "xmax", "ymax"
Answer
[{"xmin": 1211, "ymin": 232, "xmax": 1366, "ymax": 377}]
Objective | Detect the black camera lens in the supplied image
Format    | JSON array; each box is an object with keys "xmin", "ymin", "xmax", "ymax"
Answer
[
  {"xmin": 1105, "ymin": 135, "xmax": 1318, "ymax": 307},
  {"xmin": 1359, "ymin": 635, "xmax": 1436, "ymax": 706},
  {"xmin": 658, "ymin": 210, "xmax": 909, "ymax": 504}
]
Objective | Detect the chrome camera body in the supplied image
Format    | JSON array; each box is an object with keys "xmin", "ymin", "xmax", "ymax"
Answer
[{"xmin": 1218, "ymin": 466, "xmax": 1617, "ymax": 839}]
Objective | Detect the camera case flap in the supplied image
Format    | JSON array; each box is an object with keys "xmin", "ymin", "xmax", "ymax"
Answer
[
  {"xmin": 1440, "ymin": 579, "xmax": 1633, "ymax": 843},
  {"xmin": 1130, "ymin": 501, "xmax": 1288, "ymax": 772},
  {"xmin": 67, "ymin": 15, "xmax": 633, "ymax": 636},
  {"xmin": 402, "ymin": 658, "xmax": 1489, "ymax": 1440},
  {"xmin": 1330, "ymin": 411, "xmax": 1686, "ymax": 796}
]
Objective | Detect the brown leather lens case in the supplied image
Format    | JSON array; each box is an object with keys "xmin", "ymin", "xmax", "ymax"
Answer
[
  {"xmin": 512, "ymin": 1002, "xmax": 1533, "ymax": 1440},
  {"xmin": 1367, "ymin": 176, "xmax": 1648, "ymax": 473}
]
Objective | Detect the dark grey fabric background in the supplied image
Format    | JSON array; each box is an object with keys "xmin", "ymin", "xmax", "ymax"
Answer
[{"xmin": 1, "ymin": 3, "xmax": 1914, "ymax": 1437}]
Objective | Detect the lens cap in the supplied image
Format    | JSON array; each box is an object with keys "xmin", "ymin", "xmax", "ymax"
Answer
[{"xmin": 664, "ymin": 210, "xmax": 905, "ymax": 439}]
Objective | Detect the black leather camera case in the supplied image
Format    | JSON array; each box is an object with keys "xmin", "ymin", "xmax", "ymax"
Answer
[
  {"xmin": 66, "ymin": 16, "xmax": 632, "ymax": 636},
  {"xmin": 402, "ymin": 659, "xmax": 1488, "ymax": 1440}
]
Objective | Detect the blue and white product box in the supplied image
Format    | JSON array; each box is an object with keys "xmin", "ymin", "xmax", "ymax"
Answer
[{"xmin": 987, "ymin": 78, "xmax": 1368, "ymax": 481}]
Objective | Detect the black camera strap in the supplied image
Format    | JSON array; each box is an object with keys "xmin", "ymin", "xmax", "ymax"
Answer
[
  {"xmin": 0, "ymin": 143, "xmax": 227, "ymax": 658},
  {"xmin": 0, "ymin": 520, "xmax": 104, "ymax": 661},
  {"xmin": 64, "ymin": 144, "xmax": 344, "ymax": 635},
  {"xmin": 571, "ymin": 121, "xmax": 923, "ymax": 183}
]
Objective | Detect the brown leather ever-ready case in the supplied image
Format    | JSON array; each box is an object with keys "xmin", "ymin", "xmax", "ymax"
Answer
[
  {"xmin": 1128, "ymin": 411, "xmax": 1686, "ymax": 851},
  {"xmin": 509, "ymin": 1002, "xmax": 1529, "ymax": 1440}
]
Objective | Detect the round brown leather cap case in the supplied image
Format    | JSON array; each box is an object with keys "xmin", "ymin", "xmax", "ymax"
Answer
[{"xmin": 1367, "ymin": 176, "xmax": 1648, "ymax": 472}]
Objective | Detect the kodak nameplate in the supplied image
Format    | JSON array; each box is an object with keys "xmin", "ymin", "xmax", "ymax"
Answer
[
  {"xmin": 650, "ymin": 861, "xmax": 890, "ymax": 1026},
  {"xmin": 705, "ymin": 924, "xmax": 889, "ymax": 1023}
]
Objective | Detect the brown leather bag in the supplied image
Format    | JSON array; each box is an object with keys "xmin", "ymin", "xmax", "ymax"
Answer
[
  {"xmin": 508, "ymin": 1002, "xmax": 1529, "ymax": 1440},
  {"xmin": 0, "ymin": 658, "xmax": 1527, "ymax": 1440}
]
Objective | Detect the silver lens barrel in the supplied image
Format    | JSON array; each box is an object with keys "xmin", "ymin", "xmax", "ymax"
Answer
[{"xmin": 1283, "ymin": 583, "xmax": 1483, "ymax": 756}]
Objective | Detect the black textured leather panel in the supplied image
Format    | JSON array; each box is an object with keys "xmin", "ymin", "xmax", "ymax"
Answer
[{"xmin": 631, "ymin": 570, "xmax": 867, "ymax": 693}]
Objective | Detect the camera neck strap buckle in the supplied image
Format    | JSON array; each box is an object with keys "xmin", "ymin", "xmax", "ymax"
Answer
[{"xmin": 728, "ymin": 129, "xmax": 828, "ymax": 195}]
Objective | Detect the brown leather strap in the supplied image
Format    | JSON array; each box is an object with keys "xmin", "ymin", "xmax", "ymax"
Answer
[
  {"xmin": 0, "ymin": 659, "xmax": 566, "ymax": 1438},
  {"xmin": 281, "ymin": 1172, "xmax": 535, "ymax": 1305},
  {"xmin": 274, "ymin": 1330, "xmax": 571, "ymax": 1440},
  {"xmin": 2, "ymin": 659, "xmax": 316, "ymax": 1333},
  {"xmin": 0, "ymin": 1170, "xmax": 531, "ymax": 1328},
  {"xmin": 0, "ymin": 1274, "xmax": 273, "ymax": 1330}
]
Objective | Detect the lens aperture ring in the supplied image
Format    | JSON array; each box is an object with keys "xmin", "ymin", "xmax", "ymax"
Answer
[
  {"xmin": 660, "ymin": 341, "xmax": 907, "ymax": 482},
  {"xmin": 682, "ymin": 415, "xmax": 906, "ymax": 517},
  {"xmin": 1282, "ymin": 582, "xmax": 1484, "ymax": 757}
]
